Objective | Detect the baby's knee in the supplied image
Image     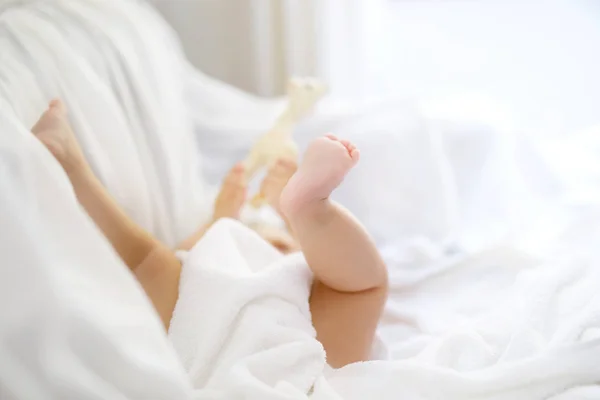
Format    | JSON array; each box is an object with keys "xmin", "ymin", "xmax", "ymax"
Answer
[{"xmin": 360, "ymin": 260, "xmax": 389, "ymax": 293}]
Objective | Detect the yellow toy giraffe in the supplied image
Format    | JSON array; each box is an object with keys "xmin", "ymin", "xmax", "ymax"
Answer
[{"xmin": 244, "ymin": 77, "xmax": 328, "ymax": 207}]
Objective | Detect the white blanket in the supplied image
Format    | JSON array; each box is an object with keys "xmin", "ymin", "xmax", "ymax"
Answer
[
  {"xmin": 0, "ymin": 0, "xmax": 279, "ymax": 398},
  {"xmin": 169, "ymin": 214, "xmax": 600, "ymax": 399},
  {"xmin": 170, "ymin": 219, "xmax": 324, "ymax": 399},
  {"xmin": 0, "ymin": 98, "xmax": 195, "ymax": 399}
]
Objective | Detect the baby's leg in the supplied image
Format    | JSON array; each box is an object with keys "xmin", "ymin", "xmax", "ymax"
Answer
[{"xmin": 280, "ymin": 135, "xmax": 388, "ymax": 368}]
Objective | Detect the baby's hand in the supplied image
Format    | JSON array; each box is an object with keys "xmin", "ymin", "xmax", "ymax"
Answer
[{"xmin": 213, "ymin": 163, "xmax": 247, "ymax": 221}]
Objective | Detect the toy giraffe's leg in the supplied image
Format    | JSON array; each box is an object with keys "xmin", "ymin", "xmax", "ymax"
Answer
[{"xmin": 242, "ymin": 150, "xmax": 264, "ymax": 181}]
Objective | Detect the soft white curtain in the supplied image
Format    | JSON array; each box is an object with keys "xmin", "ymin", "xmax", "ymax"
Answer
[
  {"xmin": 151, "ymin": 0, "xmax": 389, "ymax": 97},
  {"xmin": 153, "ymin": 0, "xmax": 600, "ymax": 135},
  {"xmin": 251, "ymin": 0, "xmax": 390, "ymax": 97}
]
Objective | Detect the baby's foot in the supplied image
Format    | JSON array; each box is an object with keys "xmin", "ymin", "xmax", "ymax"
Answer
[
  {"xmin": 253, "ymin": 158, "xmax": 298, "ymax": 212},
  {"xmin": 280, "ymin": 134, "xmax": 359, "ymax": 216},
  {"xmin": 31, "ymin": 99, "xmax": 88, "ymax": 174},
  {"xmin": 213, "ymin": 163, "xmax": 247, "ymax": 220}
]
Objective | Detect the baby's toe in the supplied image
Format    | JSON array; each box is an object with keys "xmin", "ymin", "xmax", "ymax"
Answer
[
  {"xmin": 349, "ymin": 148, "xmax": 360, "ymax": 162},
  {"xmin": 340, "ymin": 139, "xmax": 353, "ymax": 149}
]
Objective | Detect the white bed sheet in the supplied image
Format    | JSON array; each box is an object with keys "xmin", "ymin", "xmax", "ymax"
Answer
[{"xmin": 168, "ymin": 203, "xmax": 600, "ymax": 400}]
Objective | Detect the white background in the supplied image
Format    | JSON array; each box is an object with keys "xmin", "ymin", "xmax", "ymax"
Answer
[{"xmin": 152, "ymin": 0, "xmax": 600, "ymax": 136}]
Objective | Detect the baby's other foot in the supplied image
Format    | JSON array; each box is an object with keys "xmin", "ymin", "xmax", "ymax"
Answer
[
  {"xmin": 213, "ymin": 163, "xmax": 247, "ymax": 220},
  {"xmin": 255, "ymin": 158, "xmax": 298, "ymax": 213},
  {"xmin": 280, "ymin": 134, "xmax": 359, "ymax": 216},
  {"xmin": 31, "ymin": 99, "xmax": 87, "ymax": 174}
]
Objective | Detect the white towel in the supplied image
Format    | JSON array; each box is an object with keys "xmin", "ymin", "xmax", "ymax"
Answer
[{"xmin": 169, "ymin": 219, "xmax": 326, "ymax": 399}]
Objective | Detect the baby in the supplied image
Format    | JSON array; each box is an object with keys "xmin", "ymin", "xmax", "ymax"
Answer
[{"xmin": 31, "ymin": 99, "xmax": 388, "ymax": 368}]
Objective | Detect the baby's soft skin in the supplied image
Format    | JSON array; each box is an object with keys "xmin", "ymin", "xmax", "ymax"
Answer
[{"xmin": 32, "ymin": 100, "xmax": 388, "ymax": 368}]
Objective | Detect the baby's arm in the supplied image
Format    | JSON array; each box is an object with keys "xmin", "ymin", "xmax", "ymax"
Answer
[
  {"xmin": 68, "ymin": 167, "xmax": 181, "ymax": 329},
  {"xmin": 32, "ymin": 100, "xmax": 180, "ymax": 329}
]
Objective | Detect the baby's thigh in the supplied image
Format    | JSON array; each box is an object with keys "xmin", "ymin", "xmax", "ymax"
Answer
[{"xmin": 309, "ymin": 280, "xmax": 387, "ymax": 368}]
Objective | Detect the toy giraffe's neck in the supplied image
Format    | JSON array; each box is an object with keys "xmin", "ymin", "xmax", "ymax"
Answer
[{"xmin": 269, "ymin": 105, "xmax": 299, "ymax": 138}]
